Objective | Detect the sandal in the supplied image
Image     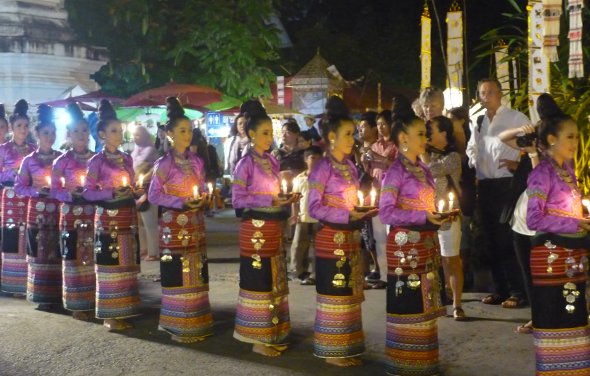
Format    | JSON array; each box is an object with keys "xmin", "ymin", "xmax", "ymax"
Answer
[
  {"xmin": 481, "ymin": 294, "xmax": 505, "ymax": 305},
  {"xmin": 501, "ymin": 296, "xmax": 524, "ymax": 309},
  {"xmin": 515, "ymin": 321, "xmax": 533, "ymax": 334},
  {"xmin": 453, "ymin": 307, "xmax": 468, "ymax": 321}
]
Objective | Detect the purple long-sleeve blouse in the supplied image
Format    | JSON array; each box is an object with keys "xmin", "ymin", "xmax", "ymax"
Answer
[
  {"xmin": 148, "ymin": 150, "xmax": 205, "ymax": 210},
  {"xmin": 308, "ymin": 156, "xmax": 358, "ymax": 224},
  {"xmin": 0, "ymin": 141, "xmax": 36, "ymax": 183},
  {"xmin": 51, "ymin": 150, "xmax": 95, "ymax": 202},
  {"xmin": 379, "ymin": 156, "xmax": 435, "ymax": 227},
  {"xmin": 82, "ymin": 149, "xmax": 134, "ymax": 202},
  {"xmin": 15, "ymin": 149, "xmax": 62, "ymax": 198},
  {"xmin": 526, "ymin": 158, "xmax": 582, "ymax": 234},
  {"xmin": 232, "ymin": 150, "xmax": 280, "ymax": 209}
]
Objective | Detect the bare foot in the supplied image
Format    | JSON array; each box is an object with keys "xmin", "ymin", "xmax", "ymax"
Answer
[
  {"xmin": 72, "ymin": 311, "xmax": 92, "ymax": 321},
  {"xmin": 326, "ymin": 357, "xmax": 363, "ymax": 367},
  {"xmin": 103, "ymin": 319, "xmax": 132, "ymax": 331},
  {"xmin": 171, "ymin": 334, "xmax": 206, "ymax": 343},
  {"xmin": 252, "ymin": 344, "xmax": 281, "ymax": 357},
  {"xmin": 270, "ymin": 344, "xmax": 288, "ymax": 352}
]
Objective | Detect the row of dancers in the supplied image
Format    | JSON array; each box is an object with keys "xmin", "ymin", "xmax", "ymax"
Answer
[{"xmin": 0, "ymin": 91, "xmax": 588, "ymax": 375}]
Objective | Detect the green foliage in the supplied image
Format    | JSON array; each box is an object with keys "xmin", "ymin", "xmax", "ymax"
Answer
[
  {"xmin": 473, "ymin": 2, "xmax": 590, "ymax": 194},
  {"xmin": 64, "ymin": 0, "xmax": 281, "ymax": 99}
]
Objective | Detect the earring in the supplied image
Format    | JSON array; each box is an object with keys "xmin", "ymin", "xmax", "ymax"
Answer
[
  {"xmin": 402, "ymin": 143, "xmax": 408, "ymax": 152},
  {"xmin": 550, "ymin": 142, "xmax": 555, "ymax": 147},
  {"xmin": 329, "ymin": 139, "xmax": 335, "ymax": 150}
]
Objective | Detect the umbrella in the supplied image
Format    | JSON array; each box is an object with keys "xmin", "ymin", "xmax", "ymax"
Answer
[
  {"xmin": 123, "ymin": 82, "xmax": 240, "ymax": 111},
  {"xmin": 37, "ymin": 99, "xmax": 97, "ymax": 111},
  {"xmin": 38, "ymin": 90, "xmax": 124, "ymax": 111},
  {"xmin": 116, "ymin": 107, "xmax": 203, "ymax": 123}
]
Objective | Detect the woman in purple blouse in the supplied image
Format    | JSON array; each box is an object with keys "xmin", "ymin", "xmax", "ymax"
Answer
[
  {"xmin": 51, "ymin": 103, "xmax": 95, "ymax": 320},
  {"xmin": 83, "ymin": 100, "xmax": 143, "ymax": 331},
  {"xmin": 379, "ymin": 107, "xmax": 446, "ymax": 376},
  {"xmin": 0, "ymin": 99, "xmax": 36, "ymax": 296},
  {"xmin": 231, "ymin": 100, "xmax": 296, "ymax": 357},
  {"xmin": 15, "ymin": 105, "xmax": 62, "ymax": 310},
  {"xmin": 525, "ymin": 94, "xmax": 590, "ymax": 375},
  {"xmin": 148, "ymin": 97, "xmax": 213, "ymax": 343},
  {"xmin": 307, "ymin": 97, "xmax": 377, "ymax": 367}
]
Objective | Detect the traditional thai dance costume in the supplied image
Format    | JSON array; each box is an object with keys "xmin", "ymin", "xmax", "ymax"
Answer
[
  {"xmin": 379, "ymin": 155, "xmax": 445, "ymax": 376},
  {"xmin": 231, "ymin": 150, "xmax": 290, "ymax": 346},
  {"xmin": 308, "ymin": 155, "xmax": 366, "ymax": 359},
  {"xmin": 526, "ymin": 158, "xmax": 590, "ymax": 375},
  {"xmin": 15, "ymin": 149, "xmax": 63, "ymax": 304},
  {"xmin": 148, "ymin": 150, "xmax": 213, "ymax": 341},
  {"xmin": 83, "ymin": 150, "xmax": 140, "ymax": 319},
  {"xmin": 51, "ymin": 150, "xmax": 95, "ymax": 312},
  {"xmin": 0, "ymin": 141, "xmax": 36, "ymax": 294}
]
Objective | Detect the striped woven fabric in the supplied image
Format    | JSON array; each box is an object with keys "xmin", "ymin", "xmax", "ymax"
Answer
[
  {"xmin": 315, "ymin": 225, "xmax": 360, "ymax": 259},
  {"xmin": 313, "ymin": 294, "xmax": 365, "ymax": 358},
  {"xmin": 386, "ymin": 317, "xmax": 439, "ymax": 376},
  {"xmin": 238, "ymin": 219, "xmax": 282, "ymax": 258},
  {"xmin": 94, "ymin": 206, "xmax": 140, "ymax": 319},
  {"xmin": 26, "ymin": 197, "xmax": 61, "ymax": 304},
  {"xmin": 386, "ymin": 229, "xmax": 439, "ymax": 276},
  {"xmin": 234, "ymin": 289, "xmax": 290, "ymax": 345},
  {"xmin": 1, "ymin": 187, "xmax": 28, "ymax": 294},
  {"xmin": 531, "ymin": 245, "xmax": 587, "ymax": 286},
  {"xmin": 60, "ymin": 202, "xmax": 95, "ymax": 312},
  {"xmin": 534, "ymin": 326, "xmax": 590, "ymax": 375},
  {"xmin": 159, "ymin": 210, "xmax": 213, "ymax": 340}
]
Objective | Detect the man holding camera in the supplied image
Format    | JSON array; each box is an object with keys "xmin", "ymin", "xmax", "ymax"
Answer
[{"xmin": 466, "ymin": 78, "xmax": 530, "ymax": 308}]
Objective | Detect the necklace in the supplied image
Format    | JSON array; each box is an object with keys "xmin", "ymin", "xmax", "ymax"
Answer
[
  {"xmin": 400, "ymin": 154, "xmax": 427, "ymax": 184},
  {"xmin": 550, "ymin": 158, "xmax": 580, "ymax": 196},
  {"xmin": 251, "ymin": 150, "xmax": 275, "ymax": 178},
  {"xmin": 328, "ymin": 154, "xmax": 352, "ymax": 181}
]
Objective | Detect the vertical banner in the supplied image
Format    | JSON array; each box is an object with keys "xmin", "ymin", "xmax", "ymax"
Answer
[
  {"xmin": 567, "ymin": 0, "xmax": 584, "ymax": 78},
  {"xmin": 542, "ymin": 0, "xmax": 563, "ymax": 62},
  {"xmin": 446, "ymin": 1, "xmax": 463, "ymax": 90},
  {"xmin": 529, "ymin": 0, "xmax": 551, "ymax": 123},
  {"xmin": 495, "ymin": 40, "xmax": 512, "ymax": 108},
  {"xmin": 276, "ymin": 76, "xmax": 285, "ymax": 105},
  {"xmin": 420, "ymin": 3, "xmax": 432, "ymax": 89}
]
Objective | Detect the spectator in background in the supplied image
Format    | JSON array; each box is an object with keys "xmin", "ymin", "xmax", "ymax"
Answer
[
  {"xmin": 0, "ymin": 104, "xmax": 9, "ymax": 143},
  {"xmin": 226, "ymin": 114, "xmax": 248, "ymax": 175},
  {"xmin": 272, "ymin": 120, "xmax": 306, "ymax": 187},
  {"xmin": 191, "ymin": 128, "xmax": 223, "ymax": 215},
  {"xmin": 466, "ymin": 78, "xmax": 529, "ymax": 308},
  {"xmin": 298, "ymin": 130, "xmax": 313, "ymax": 151},
  {"xmin": 420, "ymin": 87, "xmax": 467, "ymax": 155},
  {"xmin": 412, "ymin": 98, "xmax": 425, "ymax": 120},
  {"xmin": 131, "ymin": 125, "xmax": 159, "ymax": 261},
  {"xmin": 154, "ymin": 123, "xmax": 170, "ymax": 156}
]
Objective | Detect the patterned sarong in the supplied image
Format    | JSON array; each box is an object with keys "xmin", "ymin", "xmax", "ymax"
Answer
[{"xmin": 0, "ymin": 187, "xmax": 28, "ymax": 294}]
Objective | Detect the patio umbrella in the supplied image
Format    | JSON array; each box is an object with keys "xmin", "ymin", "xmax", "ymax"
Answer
[
  {"xmin": 123, "ymin": 83, "xmax": 240, "ymax": 111},
  {"xmin": 38, "ymin": 90, "xmax": 124, "ymax": 110}
]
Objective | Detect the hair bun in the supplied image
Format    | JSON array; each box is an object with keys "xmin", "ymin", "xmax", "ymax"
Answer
[
  {"xmin": 391, "ymin": 95, "xmax": 414, "ymax": 124},
  {"xmin": 13, "ymin": 99, "xmax": 29, "ymax": 118},
  {"xmin": 166, "ymin": 96, "xmax": 185, "ymax": 120},
  {"xmin": 37, "ymin": 104, "xmax": 54, "ymax": 126},
  {"xmin": 324, "ymin": 96, "xmax": 349, "ymax": 119},
  {"xmin": 98, "ymin": 99, "xmax": 117, "ymax": 122},
  {"xmin": 0, "ymin": 104, "xmax": 5, "ymax": 120},
  {"xmin": 240, "ymin": 99, "xmax": 267, "ymax": 119},
  {"xmin": 537, "ymin": 93, "xmax": 564, "ymax": 120},
  {"xmin": 66, "ymin": 103, "xmax": 85, "ymax": 124}
]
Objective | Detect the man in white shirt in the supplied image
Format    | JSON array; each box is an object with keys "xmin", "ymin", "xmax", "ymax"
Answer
[{"xmin": 466, "ymin": 78, "xmax": 529, "ymax": 308}]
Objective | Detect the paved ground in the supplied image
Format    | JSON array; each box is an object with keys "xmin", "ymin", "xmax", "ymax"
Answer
[{"xmin": 0, "ymin": 210, "xmax": 536, "ymax": 376}]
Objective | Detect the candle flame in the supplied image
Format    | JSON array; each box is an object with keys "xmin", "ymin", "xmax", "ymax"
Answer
[
  {"xmin": 281, "ymin": 179, "xmax": 288, "ymax": 195},
  {"xmin": 448, "ymin": 192, "xmax": 454, "ymax": 201},
  {"xmin": 437, "ymin": 199, "xmax": 445, "ymax": 213},
  {"xmin": 583, "ymin": 199, "xmax": 590, "ymax": 215},
  {"xmin": 358, "ymin": 190, "xmax": 364, "ymax": 206},
  {"xmin": 60, "ymin": 177, "xmax": 65, "ymax": 187},
  {"xmin": 193, "ymin": 185, "xmax": 199, "ymax": 200},
  {"xmin": 45, "ymin": 176, "xmax": 51, "ymax": 186},
  {"xmin": 370, "ymin": 188, "xmax": 377, "ymax": 206},
  {"xmin": 80, "ymin": 175, "xmax": 85, "ymax": 187},
  {"xmin": 122, "ymin": 176, "xmax": 128, "ymax": 187},
  {"xmin": 138, "ymin": 174, "xmax": 144, "ymax": 187},
  {"xmin": 208, "ymin": 182, "xmax": 214, "ymax": 194}
]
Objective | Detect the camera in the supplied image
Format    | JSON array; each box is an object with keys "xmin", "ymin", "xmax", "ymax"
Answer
[{"xmin": 516, "ymin": 132, "xmax": 537, "ymax": 148}]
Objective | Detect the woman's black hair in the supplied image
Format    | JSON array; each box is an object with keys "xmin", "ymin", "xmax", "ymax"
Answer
[
  {"xmin": 427, "ymin": 115, "xmax": 456, "ymax": 153},
  {"xmin": 97, "ymin": 99, "xmax": 119, "ymax": 133},
  {"xmin": 0, "ymin": 104, "xmax": 6, "ymax": 122},
  {"xmin": 35, "ymin": 104, "xmax": 55, "ymax": 132},
  {"xmin": 229, "ymin": 114, "xmax": 245, "ymax": 137},
  {"xmin": 282, "ymin": 119, "xmax": 300, "ymax": 134},
  {"xmin": 65, "ymin": 103, "xmax": 87, "ymax": 131},
  {"xmin": 300, "ymin": 130, "xmax": 313, "ymax": 142},
  {"xmin": 390, "ymin": 95, "xmax": 420, "ymax": 147},
  {"xmin": 320, "ymin": 96, "xmax": 351, "ymax": 143},
  {"xmin": 165, "ymin": 97, "xmax": 189, "ymax": 132},
  {"xmin": 536, "ymin": 93, "xmax": 573, "ymax": 149},
  {"xmin": 241, "ymin": 99, "xmax": 270, "ymax": 139},
  {"xmin": 360, "ymin": 111, "xmax": 377, "ymax": 128},
  {"xmin": 10, "ymin": 99, "xmax": 29, "ymax": 124},
  {"xmin": 448, "ymin": 106, "xmax": 471, "ymax": 141},
  {"xmin": 377, "ymin": 109, "xmax": 393, "ymax": 127}
]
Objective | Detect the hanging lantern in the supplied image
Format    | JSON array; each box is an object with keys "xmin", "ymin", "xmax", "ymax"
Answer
[
  {"xmin": 567, "ymin": 0, "xmax": 584, "ymax": 78},
  {"xmin": 446, "ymin": 1, "xmax": 464, "ymax": 106},
  {"xmin": 495, "ymin": 40, "xmax": 511, "ymax": 108},
  {"xmin": 420, "ymin": 2, "xmax": 432, "ymax": 89},
  {"xmin": 542, "ymin": 0, "xmax": 563, "ymax": 62},
  {"xmin": 529, "ymin": 0, "xmax": 551, "ymax": 123}
]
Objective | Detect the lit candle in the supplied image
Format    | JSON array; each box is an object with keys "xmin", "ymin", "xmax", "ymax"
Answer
[
  {"xmin": 448, "ymin": 192, "xmax": 455, "ymax": 210},
  {"xmin": 60, "ymin": 177, "xmax": 66, "ymax": 188},
  {"xmin": 358, "ymin": 191, "xmax": 364, "ymax": 206},
  {"xmin": 208, "ymin": 182, "xmax": 214, "ymax": 194},
  {"xmin": 45, "ymin": 176, "xmax": 51, "ymax": 186},
  {"xmin": 281, "ymin": 179, "xmax": 288, "ymax": 195},
  {"xmin": 138, "ymin": 174, "xmax": 144, "ymax": 188},
  {"xmin": 370, "ymin": 188, "xmax": 377, "ymax": 207},
  {"xmin": 80, "ymin": 175, "xmax": 85, "ymax": 187},
  {"xmin": 193, "ymin": 185, "xmax": 199, "ymax": 200},
  {"xmin": 437, "ymin": 199, "xmax": 445, "ymax": 213},
  {"xmin": 583, "ymin": 199, "xmax": 590, "ymax": 217},
  {"xmin": 122, "ymin": 176, "xmax": 128, "ymax": 187}
]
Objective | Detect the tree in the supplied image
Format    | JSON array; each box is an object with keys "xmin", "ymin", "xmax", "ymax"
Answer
[{"xmin": 64, "ymin": 0, "xmax": 281, "ymax": 99}]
